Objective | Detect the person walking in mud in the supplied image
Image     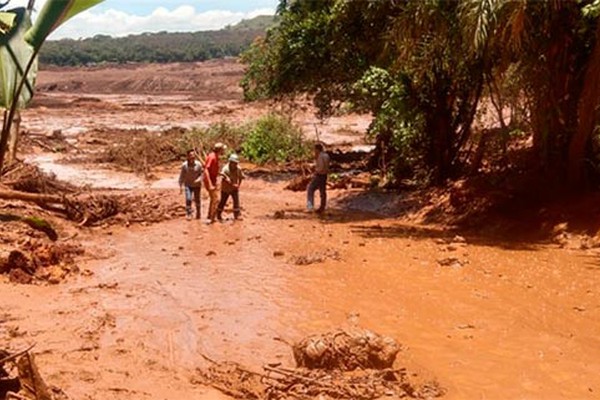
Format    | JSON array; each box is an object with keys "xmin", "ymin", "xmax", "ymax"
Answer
[
  {"xmin": 306, "ymin": 142, "xmax": 330, "ymax": 214},
  {"xmin": 203, "ymin": 142, "xmax": 226, "ymax": 223},
  {"xmin": 216, "ymin": 153, "xmax": 245, "ymax": 221},
  {"xmin": 179, "ymin": 149, "xmax": 203, "ymax": 220}
]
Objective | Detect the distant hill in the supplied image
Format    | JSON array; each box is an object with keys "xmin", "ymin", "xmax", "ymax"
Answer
[
  {"xmin": 225, "ymin": 15, "xmax": 277, "ymax": 31},
  {"xmin": 39, "ymin": 15, "xmax": 276, "ymax": 67}
]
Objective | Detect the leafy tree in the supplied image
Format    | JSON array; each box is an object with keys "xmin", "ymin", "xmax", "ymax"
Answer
[
  {"xmin": 243, "ymin": 0, "xmax": 600, "ymax": 188},
  {"xmin": 460, "ymin": 0, "xmax": 600, "ymax": 187},
  {"xmin": 242, "ymin": 0, "xmax": 487, "ymax": 183}
]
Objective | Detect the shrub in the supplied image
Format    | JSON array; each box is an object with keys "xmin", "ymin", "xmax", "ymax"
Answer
[
  {"xmin": 178, "ymin": 121, "xmax": 245, "ymax": 156},
  {"xmin": 241, "ymin": 113, "xmax": 310, "ymax": 164}
]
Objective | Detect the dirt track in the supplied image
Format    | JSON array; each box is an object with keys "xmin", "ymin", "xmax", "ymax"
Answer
[{"xmin": 1, "ymin": 60, "xmax": 600, "ymax": 400}]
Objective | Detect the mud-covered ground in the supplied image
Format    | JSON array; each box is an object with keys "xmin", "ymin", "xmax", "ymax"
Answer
[{"xmin": 1, "ymin": 60, "xmax": 600, "ymax": 400}]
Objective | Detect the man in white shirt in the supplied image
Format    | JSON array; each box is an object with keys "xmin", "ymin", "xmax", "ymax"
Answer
[
  {"xmin": 306, "ymin": 142, "xmax": 330, "ymax": 213},
  {"xmin": 178, "ymin": 149, "xmax": 203, "ymax": 220}
]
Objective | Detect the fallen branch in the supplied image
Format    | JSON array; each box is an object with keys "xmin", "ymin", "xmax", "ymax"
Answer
[
  {"xmin": 0, "ymin": 189, "xmax": 62, "ymax": 204},
  {"xmin": 0, "ymin": 343, "xmax": 36, "ymax": 366}
]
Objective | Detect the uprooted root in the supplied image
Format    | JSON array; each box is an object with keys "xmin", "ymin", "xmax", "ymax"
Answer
[
  {"xmin": 65, "ymin": 192, "xmax": 181, "ymax": 226},
  {"xmin": 196, "ymin": 359, "xmax": 444, "ymax": 400},
  {"xmin": 64, "ymin": 195, "xmax": 119, "ymax": 226},
  {"xmin": 196, "ymin": 327, "xmax": 445, "ymax": 399},
  {"xmin": 292, "ymin": 328, "xmax": 399, "ymax": 371}
]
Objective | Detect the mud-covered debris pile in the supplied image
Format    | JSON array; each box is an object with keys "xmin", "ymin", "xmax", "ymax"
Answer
[
  {"xmin": 100, "ymin": 129, "xmax": 183, "ymax": 175},
  {"xmin": 0, "ymin": 241, "xmax": 83, "ymax": 285},
  {"xmin": 64, "ymin": 194, "xmax": 119, "ymax": 226},
  {"xmin": 0, "ymin": 346, "xmax": 67, "ymax": 400},
  {"xmin": 292, "ymin": 328, "xmax": 399, "ymax": 370},
  {"xmin": 289, "ymin": 249, "xmax": 341, "ymax": 266},
  {"xmin": 111, "ymin": 192, "xmax": 183, "ymax": 225},
  {"xmin": 58, "ymin": 192, "xmax": 181, "ymax": 227},
  {"xmin": 196, "ymin": 327, "xmax": 445, "ymax": 399},
  {"xmin": 284, "ymin": 175, "xmax": 312, "ymax": 192},
  {"xmin": 1, "ymin": 162, "xmax": 76, "ymax": 195}
]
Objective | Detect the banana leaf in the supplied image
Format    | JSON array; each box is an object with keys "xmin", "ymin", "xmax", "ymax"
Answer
[
  {"xmin": 0, "ymin": 0, "xmax": 103, "ymax": 170},
  {"xmin": 0, "ymin": 7, "xmax": 35, "ymax": 109},
  {"xmin": 0, "ymin": 0, "xmax": 104, "ymax": 109},
  {"xmin": 25, "ymin": 0, "xmax": 104, "ymax": 50}
]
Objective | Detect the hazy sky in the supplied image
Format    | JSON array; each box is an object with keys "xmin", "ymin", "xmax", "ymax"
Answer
[{"xmin": 9, "ymin": 0, "xmax": 278, "ymax": 39}]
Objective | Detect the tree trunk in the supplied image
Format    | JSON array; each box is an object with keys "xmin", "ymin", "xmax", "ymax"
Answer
[
  {"xmin": 6, "ymin": 111, "xmax": 21, "ymax": 164},
  {"xmin": 567, "ymin": 24, "xmax": 600, "ymax": 188},
  {"xmin": 0, "ymin": 189, "xmax": 62, "ymax": 204}
]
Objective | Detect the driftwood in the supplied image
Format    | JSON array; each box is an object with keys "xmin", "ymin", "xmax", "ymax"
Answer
[
  {"xmin": 197, "ymin": 354, "xmax": 431, "ymax": 400},
  {"xmin": 0, "ymin": 189, "xmax": 62, "ymax": 204},
  {"xmin": 0, "ymin": 189, "xmax": 119, "ymax": 226}
]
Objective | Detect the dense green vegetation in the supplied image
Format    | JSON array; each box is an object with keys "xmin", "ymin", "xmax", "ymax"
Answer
[
  {"xmin": 242, "ymin": 0, "xmax": 600, "ymax": 189},
  {"xmin": 179, "ymin": 114, "xmax": 310, "ymax": 165},
  {"xmin": 39, "ymin": 15, "xmax": 275, "ymax": 66}
]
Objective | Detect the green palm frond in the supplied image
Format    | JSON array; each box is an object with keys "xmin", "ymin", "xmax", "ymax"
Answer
[{"xmin": 459, "ymin": 0, "xmax": 505, "ymax": 54}]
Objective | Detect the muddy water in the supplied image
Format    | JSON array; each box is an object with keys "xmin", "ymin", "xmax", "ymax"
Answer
[
  {"xmin": 7, "ymin": 178, "xmax": 587, "ymax": 399},
  {"xmin": 2, "ymin": 151, "xmax": 600, "ymax": 399},
  {"xmin": 4, "ymin": 62, "xmax": 595, "ymax": 399}
]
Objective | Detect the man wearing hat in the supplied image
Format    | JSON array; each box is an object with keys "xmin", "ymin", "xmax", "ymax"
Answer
[
  {"xmin": 216, "ymin": 153, "xmax": 245, "ymax": 221},
  {"xmin": 203, "ymin": 142, "xmax": 226, "ymax": 223}
]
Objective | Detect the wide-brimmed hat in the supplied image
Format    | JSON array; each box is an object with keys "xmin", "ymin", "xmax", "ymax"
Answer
[
  {"xmin": 214, "ymin": 142, "xmax": 226, "ymax": 150},
  {"xmin": 228, "ymin": 154, "xmax": 240, "ymax": 163}
]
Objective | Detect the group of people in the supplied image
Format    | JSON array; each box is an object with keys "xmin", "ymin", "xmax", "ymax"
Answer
[
  {"xmin": 178, "ymin": 141, "xmax": 330, "ymax": 223},
  {"xmin": 178, "ymin": 142, "xmax": 244, "ymax": 223}
]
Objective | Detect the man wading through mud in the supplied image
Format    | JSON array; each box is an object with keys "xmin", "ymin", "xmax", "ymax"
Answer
[
  {"xmin": 179, "ymin": 149, "xmax": 203, "ymax": 220},
  {"xmin": 203, "ymin": 142, "xmax": 226, "ymax": 224},
  {"xmin": 217, "ymin": 153, "xmax": 244, "ymax": 221},
  {"xmin": 306, "ymin": 142, "xmax": 330, "ymax": 214}
]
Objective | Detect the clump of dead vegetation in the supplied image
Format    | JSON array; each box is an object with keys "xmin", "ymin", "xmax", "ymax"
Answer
[
  {"xmin": 1, "ymin": 162, "xmax": 181, "ymax": 227},
  {"xmin": 100, "ymin": 128, "xmax": 183, "ymax": 176},
  {"xmin": 195, "ymin": 326, "xmax": 445, "ymax": 400}
]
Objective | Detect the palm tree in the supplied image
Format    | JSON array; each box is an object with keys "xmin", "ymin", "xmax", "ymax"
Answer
[{"xmin": 459, "ymin": 0, "xmax": 600, "ymax": 187}]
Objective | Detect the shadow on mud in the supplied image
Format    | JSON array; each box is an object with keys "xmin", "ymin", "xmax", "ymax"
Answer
[{"xmin": 322, "ymin": 189, "xmax": 577, "ymax": 251}]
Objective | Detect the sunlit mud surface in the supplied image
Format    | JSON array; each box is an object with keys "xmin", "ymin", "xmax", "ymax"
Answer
[
  {"xmin": 1, "ymin": 61, "xmax": 599, "ymax": 400},
  {"xmin": 3, "ymin": 178, "xmax": 600, "ymax": 399}
]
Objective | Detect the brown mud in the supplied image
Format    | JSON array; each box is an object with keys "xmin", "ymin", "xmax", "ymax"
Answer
[{"xmin": 0, "ymin": 60, "xmax": 599, "ymax": 399}]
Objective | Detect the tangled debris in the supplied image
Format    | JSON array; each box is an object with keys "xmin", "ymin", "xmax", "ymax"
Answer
[
  {"xmin": 99, "ymin": 128, "xmax": 183, "ymax": 176},
  {"xmin": 288, "ymin": 249, "xmax": 341, "ymax": 266},
  {"xmin": 0, "ymin": 345, "xmax": 66, "ymax": 400},
  {"xmin": 284, "ymin": 175, "xmax": 312, "ymax": 192},
  {"xmin": 1, "ymin": 159, "xmax": 184, "ymax": 228},
  {"xmin": 196, "ymin": 327, "xmax": 445, "ymax": 399},
  {"xmin": 1, "ymin": 163, "xmax": 76, "ymax": 195},
  {"xmin": 292, "ymin": 328, "xmax": 399, "ymax": 370}
]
